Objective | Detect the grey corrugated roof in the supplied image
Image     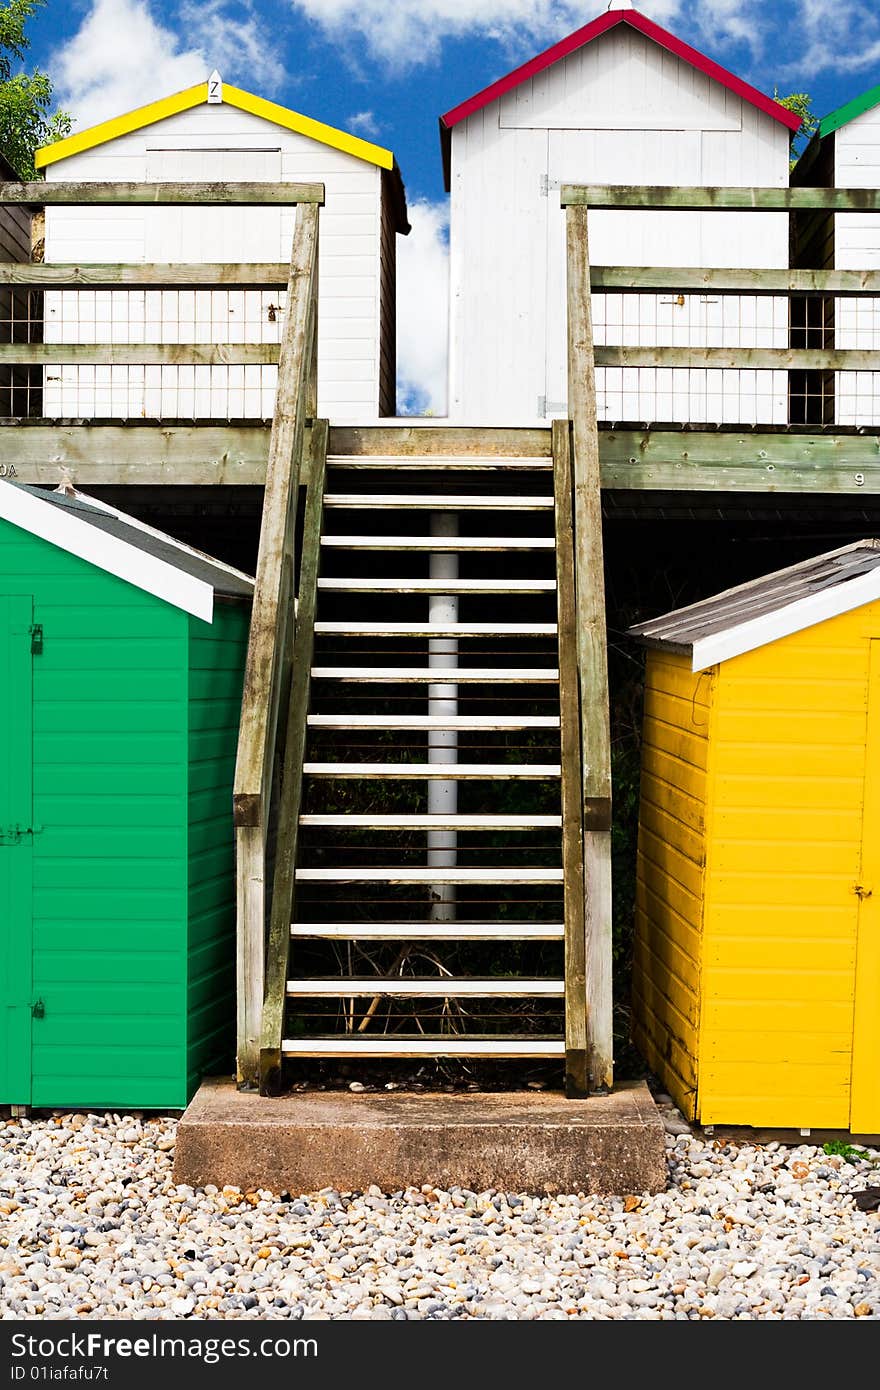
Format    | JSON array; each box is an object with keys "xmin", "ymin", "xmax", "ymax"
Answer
[
  {"xmin": 629, "ymin": 539, "xmax": 880, "ymax": 653},
  {"xmin": 13, "ymin": 484, "xmax": 254, "ymax": 599}
]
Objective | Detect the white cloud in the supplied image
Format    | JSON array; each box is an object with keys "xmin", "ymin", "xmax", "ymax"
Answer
[
  {"xmin": 785, "ymin": 0, "xmax": 880, "ymax": 75},
  {"xmin": 348, "ymin": 110, "xmax": 380, "ymax": 137},
  {"xmin": 396, "ymin": 201, "xmax": 449, "ymax": 416},
  {"xmin": 290, "ymin": 0, "xmax": 684, "ymax": 67},
  {"xmin": 53, "ymin": 0, "xmax": 285, "ymax": 130}
]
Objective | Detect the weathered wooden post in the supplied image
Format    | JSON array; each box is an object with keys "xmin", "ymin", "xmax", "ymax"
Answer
[{"xmin": 565, "ymin": 200, "xmax": 614, "ymax": 1092}]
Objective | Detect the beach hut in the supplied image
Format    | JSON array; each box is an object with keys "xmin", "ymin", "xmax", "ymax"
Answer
[
  {"xmin": 440, "ymin": 3, "xmax": 799, "ymax": 425},
  {"xmin": 629, "ymin": 543, "xmax": 880, "ymax": 1134},
  {"xmin": 0, "ymin": 482, "xmax": 252, "ymax": 1110},
  {"xmin": 35, "ymin": 77, "xmax": 409, "ymax": 421},
  {"xmin": 792, "ymin": 85, "xmax": 880, "ymax": 426}
]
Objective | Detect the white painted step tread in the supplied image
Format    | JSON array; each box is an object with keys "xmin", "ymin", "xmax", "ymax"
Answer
[
  {"xmin": 303, "ymin": 762, "xmax": 561, "ymax": 779},
  {"xmin": 295, "ymin": 867, "xmax": 563, "ymax": 884},
  {"xmin": 315, "ymin": 622, "xmax": 556, "ymax": 637},
  {"xmin": 306, "ymin": 715, "xmax": 560, "ymax": 731},
  {"xmin": 291, "ymin": 922, "xmax": 565, "ymax": 941},
  {"xmin": 299, "ymin": 814, "xmax": 563, "ymax": 829},
  {"xmin": 281, "ymin": 1039, "xmax": 565, "ymax": 1058},
  {"xmin": 311, "ymin": 666, "xmax": 560, "ymax": 683},
  {"xmin": 323, "ymin": 493, "xmax": 553, "ymax": 509},
  {"xmin": 285, "ymin": 979, "xmax": 564, "ymax": 998},
  {"xmin": 318, "ymin": 578, "xmax": 557, "ymax": 593},
  {"xmin": 321, "ymin": 536, "xmax": 554, "ymax": 551},
  {"xmin": 327, "ymin": 455, "xmax": 552, "ymax": 471}
]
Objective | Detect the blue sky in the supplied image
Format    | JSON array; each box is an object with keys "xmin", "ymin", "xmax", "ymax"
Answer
[{"xmin": 19, "ymin": 0, "xmax": 880, "ymax": 412}]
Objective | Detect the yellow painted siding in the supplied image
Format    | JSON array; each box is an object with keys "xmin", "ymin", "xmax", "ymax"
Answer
[
  {"xmin": 698, "ymin": 608, "xmax": 877, "ymax": 1128},
  {"xmin": 632, "ymin": 651, "xmax": 713, "ymax": 1119}
]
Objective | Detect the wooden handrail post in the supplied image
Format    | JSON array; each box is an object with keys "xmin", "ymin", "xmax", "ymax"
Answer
[
  {"xmin": 566, "ymin": 201, "xmax": 614, "ymax": 1093},
  {"xmin": 552, "ymin": 419, "xmax": 589, "ymax": 1097},
  {"xmin": 259, "ymin": 420, "xmax": 328, "ymax": 1093},
  {"xmin": 234, "ymin": 199, "xmax": 320, "ymax": 1087}
]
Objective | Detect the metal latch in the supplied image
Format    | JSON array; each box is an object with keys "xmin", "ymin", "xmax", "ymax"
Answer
[
  {"xmin": 853, "ymin": 884, "xmax": 873, "ymax": 899},
  {"xmin": 0, "ymin": 826, "xmax": 31, "ymax": 845},
  {"xmin": 31, "ymin": 1000, "xmax": 45, "ymax": 1020},
  {"xmin": 30, "ymin": 624, "xmax": 43, "ymax": 656}
]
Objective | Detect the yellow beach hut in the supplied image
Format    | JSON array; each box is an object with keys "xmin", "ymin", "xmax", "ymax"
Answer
[{"xmin": 628, "ymin": 542, "xmax": 880, "ymax": 1135}]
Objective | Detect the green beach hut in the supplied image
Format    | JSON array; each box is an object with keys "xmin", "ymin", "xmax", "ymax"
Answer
[{"xmin": 0, "ymin": 482, "xmax": 252, "ymax": 1111}]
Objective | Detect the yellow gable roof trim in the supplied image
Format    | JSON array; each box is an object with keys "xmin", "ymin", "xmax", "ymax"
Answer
[{"xmin": 35, "ymin": 81, "xmax": 395, "ymax": 171}]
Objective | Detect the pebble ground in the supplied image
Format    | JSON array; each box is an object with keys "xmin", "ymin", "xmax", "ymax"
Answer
[{"xmin": 0, "ymin": 1103, "xmax": 878, "ymax": 1320}]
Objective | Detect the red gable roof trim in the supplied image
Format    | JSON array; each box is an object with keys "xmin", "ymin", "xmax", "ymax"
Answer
[{"xmin": 440, "ymin": 9, "xmax": 801, "ymax": 145}]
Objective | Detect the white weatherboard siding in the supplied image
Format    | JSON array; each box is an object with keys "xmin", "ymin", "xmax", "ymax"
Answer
[
  {"xmin": 833, "ymin": 112, "xmax": 880, "ymax": 426},
  {"xmin": 43, "ymin": 103, "xmax": 387, "ymax": 421},
  {"xmin": 449, "ymin": 26, "xmax": 790, "ymax": 424}
]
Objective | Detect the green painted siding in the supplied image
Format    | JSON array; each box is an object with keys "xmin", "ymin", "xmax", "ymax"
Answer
[
  {"xmin": 0, "ymin": 516, "xmax": 250, "ymax": 1110},
  {"xmin": 186, "ymin": 603, "xmax": 249, "ymax": 1097}
]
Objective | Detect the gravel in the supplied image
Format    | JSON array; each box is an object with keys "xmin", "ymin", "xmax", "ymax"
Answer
[{"xmin": 0, "ymin": 1107, "xmax": 878, "ymax": 1320}]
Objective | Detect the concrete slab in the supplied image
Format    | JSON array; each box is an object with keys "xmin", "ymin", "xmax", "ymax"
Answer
[{"xmin": 173, "ymin": 1079, "xmax": 667, "ymax": 1196}]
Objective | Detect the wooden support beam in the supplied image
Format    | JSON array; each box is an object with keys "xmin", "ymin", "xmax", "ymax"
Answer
[
  {"xmin": 259, "ymin": 422, "xmax": 327, "ymax": 1095},
  {"xmin": 0, "ymin": 421, "xmax": 270, "ymax": 486},
  {"xmin": 10, "ymin": 422, "xmax": 880, "ymax": 493},
  {"xmin": 567, "ymin": 204, "xmax": 614, "ymax": 1094},
  {"xmin": 0, "ymin": 181, "xmax": 324, "ymax": 206},
  {"xmin": 590, "ymin": 266, "xmax": 880, "ymax": 295},
  {"xmin": 599, "ymin": 428, "xmax": 880, "ymax": 494},
  {"xmin": 562, "ymin": 185, "xmax": 880, "ymax": 211},
  {"xmin": 0, "ymin": 263, "xmax": 289, "ymax": 288},
  {"xmin": 329, "ymin": 425, "xmax": 553, "ymax": 458},
  {"xmin": 0, "ymin": 344, "xmax": 280, "ymax": 366},
  {"xmin": 594, "ymin": 346, "xmax": 880, "ymax": 372},
  {"xmin": 552, "ymin": 420, "xmax": 589, "ymax": 1099}
]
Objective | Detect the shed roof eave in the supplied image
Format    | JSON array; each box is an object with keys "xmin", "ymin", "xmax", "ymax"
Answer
[
  {"xmin": 438, "ymin": 7, "xmax": 801, "ymax": 189},
  {"xmin": 35, "ymin": 80, "xmax": 399, "ymax": 175},
  {"xmin": 819, "ymin": 80, "xmax": 880, "ymax": 141}
]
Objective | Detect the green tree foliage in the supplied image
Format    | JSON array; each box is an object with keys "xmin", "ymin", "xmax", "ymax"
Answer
[
  {"xmin": 0, "ymin": 0, "xmax": 70, "ymax": 179},
  {"xmin": 774, "ymin": 89, "xmax": 819, "ymax": 168}
]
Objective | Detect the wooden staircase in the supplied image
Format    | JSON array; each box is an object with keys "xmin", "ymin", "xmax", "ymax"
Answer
[{"xmin": 235, "ymin": 201, "xmax": 614, "ymax": 1100}]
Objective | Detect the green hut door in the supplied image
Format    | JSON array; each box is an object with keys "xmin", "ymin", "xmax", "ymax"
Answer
[{"xmin": 0, "ymin": 595, "xmax": 34, "ymax": 1104}]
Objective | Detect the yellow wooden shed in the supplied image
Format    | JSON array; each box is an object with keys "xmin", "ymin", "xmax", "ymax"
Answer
[{"xmin": 628, "ymin": 541, "xmax": 880, "ymax": 1135}]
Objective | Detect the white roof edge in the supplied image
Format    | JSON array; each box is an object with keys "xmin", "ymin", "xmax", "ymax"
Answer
[
  {"xmin": 0, "ymin": 483, "xmax": 215, "ymax": 622},
  {"xmin": 691, "ymin": 567, "xmax": 880, "ymax": 671}
]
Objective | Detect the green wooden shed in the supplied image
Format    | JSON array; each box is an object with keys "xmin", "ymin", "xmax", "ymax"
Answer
[{"xmin": 0, "ymin": 482, "xmax": 253, "ymax": 1111}]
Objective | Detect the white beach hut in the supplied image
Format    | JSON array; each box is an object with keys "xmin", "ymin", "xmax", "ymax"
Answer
[
  {"xmin": 36, "ymin": 77, "xmax": 409, "ymax": 422},
  {"xmin": 439, "ymin": 3, "xmax": 800, "ymax": 425}
]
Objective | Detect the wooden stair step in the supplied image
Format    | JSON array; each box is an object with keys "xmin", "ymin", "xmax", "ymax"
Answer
[
  {"xmin": 323, "ymin": 493, "xmax": 553, "ymax": 510},
  {"xmin": 306, "ymin": 715, "xmax": 559, "ymax": 731},
  {"xmin": 294, "ymin": 867, "xmax": 563, "ymax": 884},
  {"xmin": 285, "ymin": 979, "xmax": 564, "ymax": 998},
  {"xmin": 281, "ymin": 1038, "xmax": 565, "ymax": 1058},
  {"xmin": 310, "ymin": 666, "xmax": 560, "ymax": 683},
  {"xmin": 314, "ymin": 622, "xmax": 557, "ymax": 637},
  {"xmin": 317, "ymin": 578, "xmax": 557, "ymax": 594},
  {"xmin": 302, "ymin": 761, "xmax": 561, "ymax": 779},
  {"xmin": 290, "ymin": 922, "xmax": 564, "ymax": 941},
  {"xmin": 299, "ymin": 814, "xmax": 563, "ymax": 829},
  {"xmin": 327, "ymin": 455, "xmax": 552, "ymax": 471},
  {"xmin": 320, "ymin": 535, "xmax": 554, "ymax": 551}
]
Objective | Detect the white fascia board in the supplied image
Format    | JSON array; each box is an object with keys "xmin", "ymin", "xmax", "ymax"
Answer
[
  {"xmin": 691, "ymin": 567, "xmax": 880, "ymax": 671},
  {"xmin": 0, "ymin": 484, "xmax": 215, "ymax": 622}
]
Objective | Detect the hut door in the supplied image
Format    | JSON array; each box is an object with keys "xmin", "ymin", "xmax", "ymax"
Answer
[
  {"xmin": 853, "ymin": 639, "xmax": 880, "ymax": 1132},
  {"xmin": 0, "ymin": 595, "xmax": 33, "ymax": 1104}
]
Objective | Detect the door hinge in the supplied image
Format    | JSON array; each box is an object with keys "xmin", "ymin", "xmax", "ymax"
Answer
[
  {"xmin": 539, "ymin": 174, "xmax": 561, "ymax": 198},
  {"xmin": 30, "ymin": 623, "xmax": 43, "ymax": 656},
  {"xmin": 31, "ymin": 1000, "xmax": 45, "ymax": 1020}
]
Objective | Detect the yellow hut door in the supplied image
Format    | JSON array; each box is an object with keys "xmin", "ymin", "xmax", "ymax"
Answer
[{"xmin": 852, "ymin": 640, "xmax": 880, "ymax": 1133}]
